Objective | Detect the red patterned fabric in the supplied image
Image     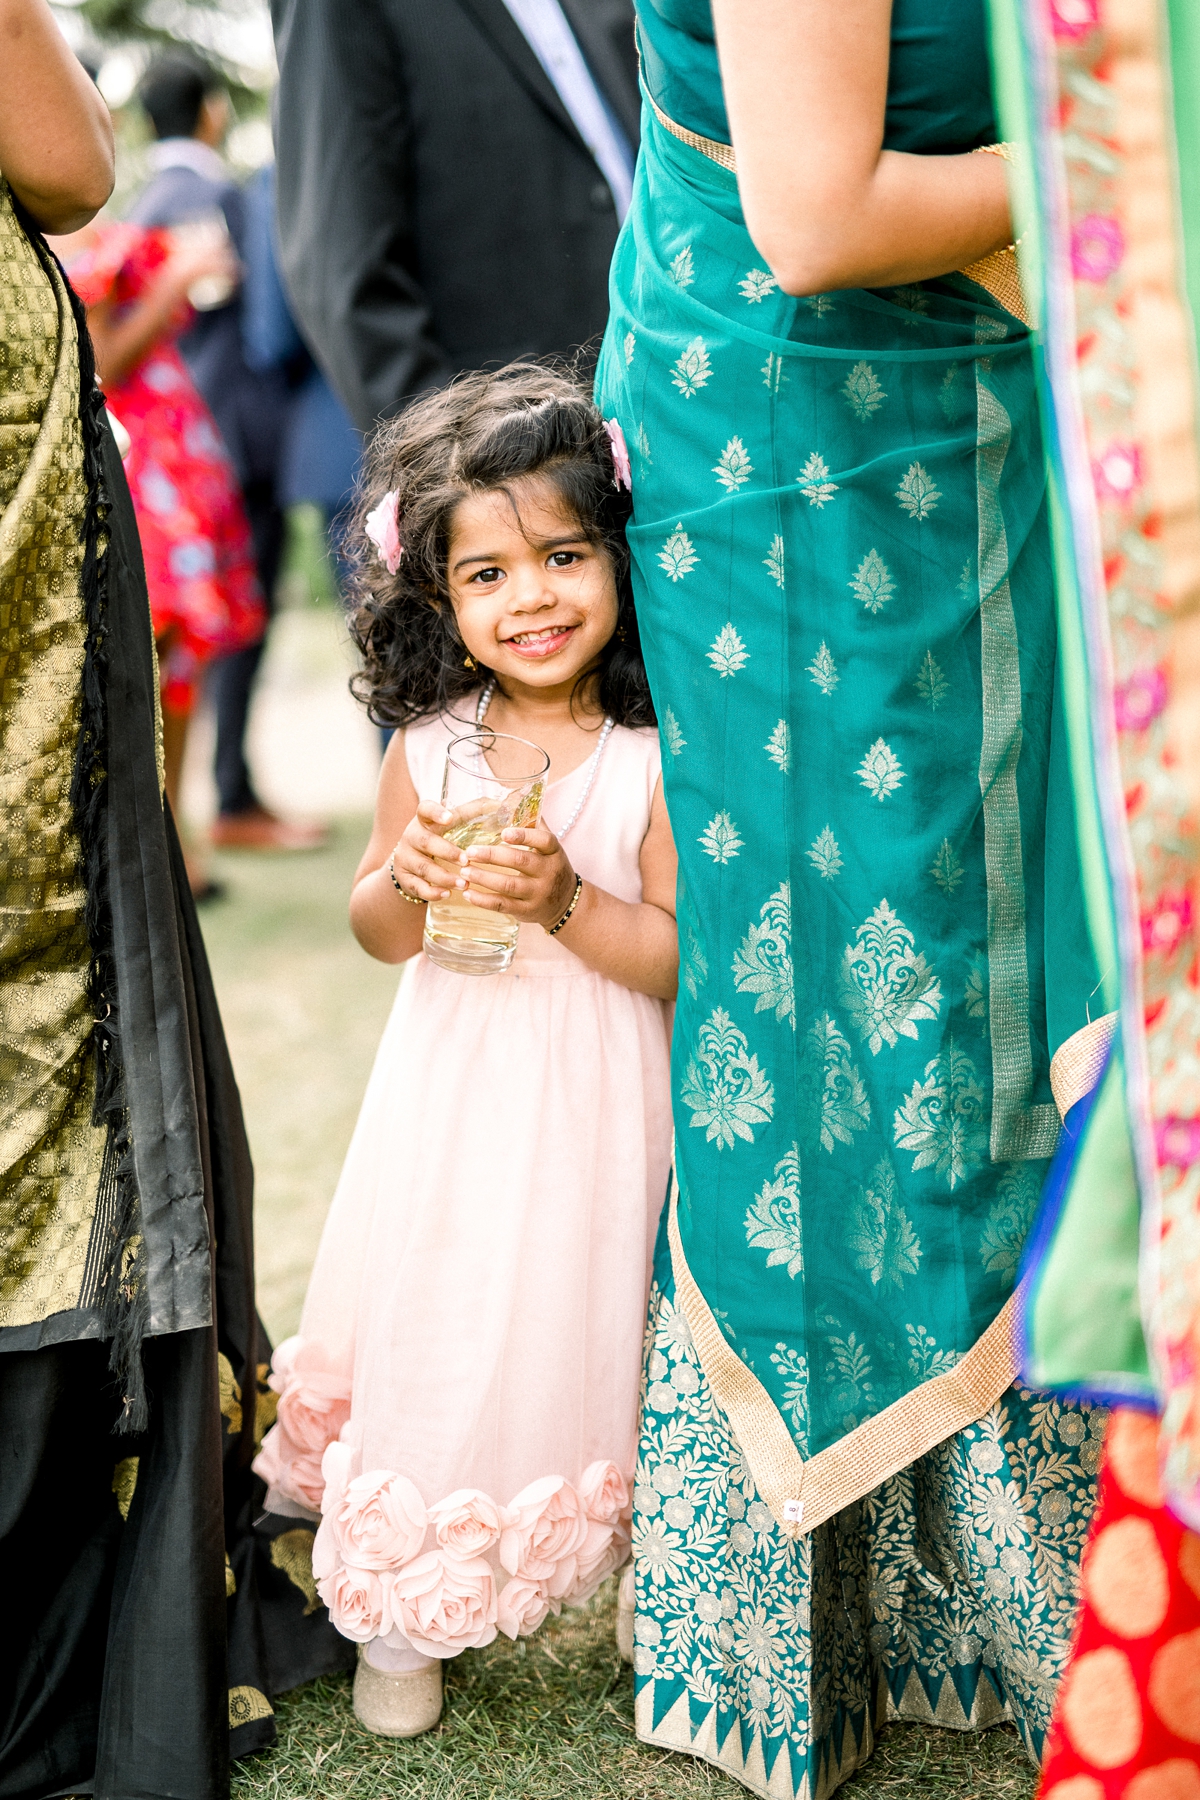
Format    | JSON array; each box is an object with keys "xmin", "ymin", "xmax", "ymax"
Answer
[
  {"xmin": 1039, "ymin": 1410, "xmax": 1200, "ymax": 1799},
  {"xmin": 63, "ymin": 221, "xmax": 264, "ymax": 711}
]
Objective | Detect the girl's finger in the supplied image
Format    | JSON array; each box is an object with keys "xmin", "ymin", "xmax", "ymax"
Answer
[
  {"xmin": 400, "ymin": 853, "xmax": 453, "ymax": 891},
  {"xmin": 501, "ymin": 825, "xmax": 557, "ymax": 852},
  {"xmin": 459, "ymin": 867, "xmax": 525, "ymax": 900},
  {"xmin": 416, "ymin": 800, "xmax": 453, "ymax": 829},
  {"xmin": 461, "ymin": 843, "xmax": 537, "ymax": 871}
]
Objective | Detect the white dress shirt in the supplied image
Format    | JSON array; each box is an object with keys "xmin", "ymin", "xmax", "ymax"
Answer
[{"xmin": 501, "ymin": 0, "xmax": 634, "ymax": 219}]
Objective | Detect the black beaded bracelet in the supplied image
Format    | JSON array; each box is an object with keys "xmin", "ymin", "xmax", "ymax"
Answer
[
  {"xmin": 388, "ymin": 853, "xmax": 425, "ymax": 904},
  {"xmin": 547, "ymin": 873, "xmax": 583, "ymax": 936}
]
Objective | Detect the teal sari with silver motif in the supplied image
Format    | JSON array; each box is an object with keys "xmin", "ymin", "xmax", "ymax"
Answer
[{"xmin": 596, "ymin": 4, "xmax": 1105, "ymax": 1794}]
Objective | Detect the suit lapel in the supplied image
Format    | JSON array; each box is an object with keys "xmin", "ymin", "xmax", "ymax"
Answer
[
  {"xmin": 559, "ymin": 0, "xmax": 640, "ymax": 147},
  {"xmin": 451, "ymin": 0, "xmax": 581, "ymax": 145}
]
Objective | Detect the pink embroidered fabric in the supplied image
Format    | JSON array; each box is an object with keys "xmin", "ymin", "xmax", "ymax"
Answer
[{"xmin": 254, "ymin": 704, "xmax": 674, "ymax": 1653}]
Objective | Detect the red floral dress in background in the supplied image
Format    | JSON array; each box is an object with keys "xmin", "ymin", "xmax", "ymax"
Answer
[{"xmin": 64, "ymin": 222, "xmax": 264, "ymax": 712}]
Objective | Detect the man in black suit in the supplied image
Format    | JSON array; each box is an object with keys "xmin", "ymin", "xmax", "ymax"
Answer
[{"xmin": 269, "ymin": 0, "xmax": 639, "ymax": 438}]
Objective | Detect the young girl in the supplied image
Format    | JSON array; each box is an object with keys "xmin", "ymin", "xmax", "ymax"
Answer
[{"xmin": 254, "ymin": 366, "xmax": 676, "ymax": 1737}]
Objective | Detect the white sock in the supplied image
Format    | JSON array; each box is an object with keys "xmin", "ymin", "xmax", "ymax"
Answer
[{"xmin": 365, "ymin": 1634, "xmax": 436, "ymax": 1674}]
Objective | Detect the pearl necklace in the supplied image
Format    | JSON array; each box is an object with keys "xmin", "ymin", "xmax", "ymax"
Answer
[{"xmin": 475, "ymin": 680, "xmax": 614, "ymax": 841}]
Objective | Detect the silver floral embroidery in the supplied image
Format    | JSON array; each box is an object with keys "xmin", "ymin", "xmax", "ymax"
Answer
[
  {"xmin": 698, "ymin": 811, "xmax": 743, "ymax": 865},
  {"xmin": 980, "ymin": 1165, "xmax": 1042, "ymax": 1285},
  {"xmin": 713, "ymin": 436, "xmax": 753, "ymax": 492},
  {"xmin": 965, "ymin": 951, "xmax": 989, "ymax": 1034},
  {"xmin": 843, "ymin": 361, "xmax": 887, "ymax": 420},
  {"xmin": 838, "ymin": 899, "xmax": 942, "ymax": 1054},
  {"xmin": 768, "ymin": 1342, "xmax": 809, "ymax": 1439},
  {"xmin": 896, "ymin": 461, "xmax": 942, "ymax": 520},
  {"xmin": 765, "ymin": 720, "xmax": 791, "ymax": 773},
  {"xmin": 799, "ymin": 1013, "xmax": 870, "ymax": 1153},
  {"xmin": 857, "ymin": 738, "xmax": 904, "ymax": 800},
  {"xmin": 761, "ymin": 352, "xmax": 786, "ymax": 393},
  {"xmin": 931, "ymin": 837, "xmax": 964, "ymax": 894},
  {"xmin": 905, "ymin": 1322, "xmax": 961, "ymax": 1378},
  {"xmin": 707, "ymin": 622, "xmax": 749, "ymax": 675},
  {"xmin": 916, "ymin": 649, "xmax": 949, "ymax": 708},
  {"xmin": 739, "ymin": 268, "xmax": 779, "ymax": 303},
  {"xmin": 732, "ymin": 882, "xmax": 794, "ymax": 1026},
  {"xmin": 662, "ymin": 708, "xmax": 686, "ymax": 757},
  {"xmin": 680, "ymin": 1007, "xmax": 774, "ymax": 1150},
  {"xmin": 849, "ymin": 548, "xmax": 895, "ymax": 615},
  {"xmin": 821, "ymin": 1315, "xmax": 876, "ymax": 1431},
  {"xmin": 847, "ymin": 1155, "xmax": 922, "ymax": 1289},
  {"xmin": 764, "ymin": 534, "xmax": 785, "ymax": 589},
  {"xmin": 744, "ymin": 1145, "xmax": 803, "ymax": 1277},
  {"xmin": 657, "ymin": 524, "xmax": 698, "ymax": 582},
  {"xmin": 894, "ymin": 1040, "xmax": 988, "ymax": 1190},
  {"xmin": 637, "ymin": 422, "xmax": 652, "ymax": 467},
  {"xmin": 797, "ymin": 451, "xmax": 839, "ymax": 508},
  {"xmin": 808, "ymin": 641, "xmax": 838, "ymax": 694},
  {"xmin": 670, "ymin": 245, "xmax": 695, "ymax": 288},
  {"xmin": 672, "ymin": 337, "xmax": 712, "ymax": 398},
  {"xmin": 807, "ymin": 826, "xmax": 842, "ymax": 880}
]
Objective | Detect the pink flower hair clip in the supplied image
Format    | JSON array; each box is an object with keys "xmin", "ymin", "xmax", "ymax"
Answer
[
  {"xmin": 365, "ymin": 489, "xmax": 403, "ymax": 574},
  {"xmin": 604, "ymin": 419, "xmax": 632, "ymax": 493}
]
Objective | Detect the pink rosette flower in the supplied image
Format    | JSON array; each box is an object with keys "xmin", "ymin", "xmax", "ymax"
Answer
[
  {"xmin": 251, "ymin": 1423, "xmax": 327, "ymax": 1515},
  {"xmin": 270, "ymin": 1337, "xmax": 353, "ymax": 1456},
  {"xmin": 604, "ymin": 419, "xmax": 632, "ymax": 492},
  {"xmin": 499, "ymin": 1475, "xmax": 589, "ymax": 1599},
  {"xmin": 331, "ymin": 1469, "xmax": 428, "ymax": 1571},
  {"xmin": 496, "ymin": 1575, "xmax": 557, "ymax": 1640},
  {"xmin": 1071, "ymin": 214, "xmax": 1125, "ymax": 285},
  {"xmin": 321, "ymin": 1563, "xmax": 388, "ymax": 1642},
  {"xmin": 563, "ymin": 1518, "xmax": 628, "ymax": 1609},
  {"xmin": 1093, "ymin": 442, "xmax": 1143, "ymax": 505},
  {"xmin": 365, "ymin": 489, "xmax": 403, "ymax": 574},
  {"xmin": 387, "ymin": 1550, "xmax": 498, "ymax": 1655},
  {"xmin": 577, "ymin": 1460, "xmax": 631, "ymax": 1529},
  {"xmin": 1050, "ymin": 0, "xmax": 1098, "ymax": 37},
  {"xmin": 1113, "ymin": 666, "xmax": 1168, "ymax": 733},
  {"xmin": 427, "ymin": 1488, "xmax": 505, "ymax": 1561},
  {"xmin": 312, "ymin": 1441, "xmax": 356, "ymax": 1580},
  {"xmin": 1156, "ymin": 1117, "xmax": 1200, "ymax": 1170}
]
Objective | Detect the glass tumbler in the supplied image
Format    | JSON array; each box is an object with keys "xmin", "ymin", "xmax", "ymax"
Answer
[{"xmin": 422, "ymin": 732, "xmax": 549, "ymax": 976}]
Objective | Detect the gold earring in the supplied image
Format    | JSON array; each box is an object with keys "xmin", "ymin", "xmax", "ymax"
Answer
[{"xmin": 464, "ymin": 654, "xmax": 476, "ymax": 670}]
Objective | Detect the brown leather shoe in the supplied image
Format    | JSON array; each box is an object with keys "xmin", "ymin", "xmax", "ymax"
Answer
[{"xmin": 210, "ymin": 805, "xmax": 327, "ymax": 852}]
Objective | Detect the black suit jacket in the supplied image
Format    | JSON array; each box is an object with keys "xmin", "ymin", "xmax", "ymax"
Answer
[{"xmin": 270, "ymin": 0, "xmax": 639, "ymax": 434}]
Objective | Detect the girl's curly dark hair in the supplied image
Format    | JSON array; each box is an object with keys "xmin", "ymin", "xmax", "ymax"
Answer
[{"xmin": 348, "ymin": 363, "xmax": 654, "ymax": 731}]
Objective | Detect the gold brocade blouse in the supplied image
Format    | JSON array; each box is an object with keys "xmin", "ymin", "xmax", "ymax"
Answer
[{"xmin": 0, "ymin": 181, "xmax": 107, "ymax": 1331}]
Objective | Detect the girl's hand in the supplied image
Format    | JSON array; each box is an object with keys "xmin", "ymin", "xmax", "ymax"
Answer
[
  {"xmin": 389, "ymin": 801, "xmax": 462, "ymax": 902},
  {"xmin": 459, "ymin": 824, "xmax": 577, "ymax": 929}
]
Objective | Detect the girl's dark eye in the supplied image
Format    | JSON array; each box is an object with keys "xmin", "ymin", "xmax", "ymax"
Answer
[
  {"xmin": 472, "ymin": 566, "xmax": 503, "ymax": 585},
  {"xmin": 549, "ymin": 551, "xmax": 580, "ymax": 568}
]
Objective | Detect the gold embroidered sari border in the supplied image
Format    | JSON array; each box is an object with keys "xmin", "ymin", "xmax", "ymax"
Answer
[
  {"xmin": 667, "ymin": 1167, "xmax": 1022, "ymax": 1536},
  {"xmin": 645, "ymin": 91, "xmax": 1032, "ymax": 327}
]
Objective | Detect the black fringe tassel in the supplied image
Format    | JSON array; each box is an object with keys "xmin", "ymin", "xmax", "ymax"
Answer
[{"xmin": 19, "ymin": 204, "xmax": 149, "ymax": 1433}]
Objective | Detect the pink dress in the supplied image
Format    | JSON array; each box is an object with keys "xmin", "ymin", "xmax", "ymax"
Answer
[{"xmin": 255, "ymin": 704, "xmax": 673, "ymax": 1658}]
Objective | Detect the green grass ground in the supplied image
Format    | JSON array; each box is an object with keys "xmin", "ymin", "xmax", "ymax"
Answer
[{"xmin": 197, "ymin": 695, "xmax": 1038, "ymax": 1800}]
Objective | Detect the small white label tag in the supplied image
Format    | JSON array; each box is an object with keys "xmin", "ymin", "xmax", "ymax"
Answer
[{"xmin": 782, "ymin": 1498, "xmax": 805, "ymax": 1524}]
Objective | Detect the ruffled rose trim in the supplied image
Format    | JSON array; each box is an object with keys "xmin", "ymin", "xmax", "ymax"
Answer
[{"xmin": 252, "ymin": 1340, "xmax": 631, "ymax": 1658}]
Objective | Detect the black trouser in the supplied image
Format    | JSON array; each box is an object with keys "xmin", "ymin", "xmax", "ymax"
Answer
[{"xmin": 210, "ymin": 479, "xmax": 286, "ymax": 818}]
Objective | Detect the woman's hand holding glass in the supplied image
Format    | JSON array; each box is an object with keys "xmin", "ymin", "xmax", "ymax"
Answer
[{"xmin": 456, "ymin": 825, "xmax": 578, "ymax": 931}]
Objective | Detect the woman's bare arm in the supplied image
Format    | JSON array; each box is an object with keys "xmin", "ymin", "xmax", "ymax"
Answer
[
  {"xmin": 711, "ymin": 0, "xmax": 1011, "ymax": 295},
  {"xmin": 0, "ymin": 0, "xmax": 114, "ymax": 232}
]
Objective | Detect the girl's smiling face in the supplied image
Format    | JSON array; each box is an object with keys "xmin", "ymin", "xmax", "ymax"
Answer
[{"xmin": 446, "ymin": 474, "xmax": 619, "ymax": 699}]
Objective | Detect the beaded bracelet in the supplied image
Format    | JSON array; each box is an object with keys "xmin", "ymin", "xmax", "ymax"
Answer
[
  {"xmin": 547, "ymin": 873, "xmax": 583, "ymax": 936},
  {"xmin": 388, "ymin": 852, "xmax": 425, "ymax": 904}
]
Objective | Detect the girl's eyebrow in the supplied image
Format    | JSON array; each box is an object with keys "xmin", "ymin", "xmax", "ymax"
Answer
[{"xmin": 452, "ymin": 533, "xmax": 589, "ymax": 573}]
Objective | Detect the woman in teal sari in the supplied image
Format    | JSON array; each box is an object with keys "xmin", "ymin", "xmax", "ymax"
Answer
[{"xmin": 596, "ymin": 2, "xmax": 1108, "ymax": 1793}]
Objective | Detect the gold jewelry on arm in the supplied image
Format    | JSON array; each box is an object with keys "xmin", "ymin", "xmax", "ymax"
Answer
[
  {"xmin": 547, "ymin": 873, "xmax": 584, "ymax": 936},
  {"xmin": 388, "ymin": 852, "xmax": 425, "ymax": 904},
  {"xmin": 975, "ymin": 142, "xmax": 1017, "ymax": 163}
]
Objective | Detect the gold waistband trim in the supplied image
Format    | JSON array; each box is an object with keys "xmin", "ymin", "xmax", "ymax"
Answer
[
  {"xmin": 645, "ymin": 92, "xmax": 1031, "ymax": 328},
  {"xmin": 1049, "ymin": 1012, "xmax": 1119, "ymax": 1120},
  {"xmin": 667, "ymin": 1165, "xmax": 1022, "ymax": 1536}
]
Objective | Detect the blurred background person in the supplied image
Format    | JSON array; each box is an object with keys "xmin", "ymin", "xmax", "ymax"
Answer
[
  {"xmin": 54, "ymin": 201, "xmax": 265, "ymax": 898},
  {"xmin": 131, "ymin": 51, "xmax": 323, "ymax": 851},
  {"xmin": 269, "ymin": 0, "xmax": 640, "ymax": 437}
]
